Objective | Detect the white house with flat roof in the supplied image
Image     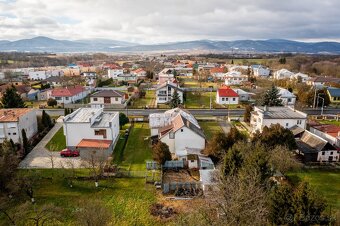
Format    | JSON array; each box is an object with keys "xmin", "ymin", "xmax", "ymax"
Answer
[
  {"xmin": 63, "ymin": 108, "xmax": 119, "ymax": 155},
  {"xmin": 250, "ymin": 106, "xmax": 307, "ymax": 133}
]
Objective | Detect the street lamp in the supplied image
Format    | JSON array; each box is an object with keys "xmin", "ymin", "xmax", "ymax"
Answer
[{"xmin": 317, "ymin": 94, "xmax": 325, "ymax": 115}]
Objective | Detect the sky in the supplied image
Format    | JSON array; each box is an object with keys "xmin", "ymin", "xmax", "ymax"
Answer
[{"xmin": 0, "ymin": 0, "xmax": 340, "ymax": 44}]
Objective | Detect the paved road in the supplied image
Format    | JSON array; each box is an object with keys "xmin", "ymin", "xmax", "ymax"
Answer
[
  {"xmin": 19, "ymin": 122, "xmax": 85, "ymax": 169},
  {"xmin": 39, "ymin": 108, "xmax": 340, "ymax": 117}
]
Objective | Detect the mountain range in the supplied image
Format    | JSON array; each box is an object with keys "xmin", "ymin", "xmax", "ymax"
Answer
[{"xmin": 1, "ymin": 36, "xmax": 340, "ymax": 54}]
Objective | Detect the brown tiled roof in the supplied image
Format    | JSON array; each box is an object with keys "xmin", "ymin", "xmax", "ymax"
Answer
[
  {"xmin": 91, "ymin": 90, "xmax": 125, "ymax": 98},
  {"xmin": 0, "ymin": 108, "xmax": 33, "ymax": 122},
  {"xmin": 76, "ymin": 139, "xmax": 112, "ymax": 149}
]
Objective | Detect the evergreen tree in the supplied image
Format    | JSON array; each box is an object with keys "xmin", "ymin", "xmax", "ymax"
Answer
[
  {"xmin": 243, "ymin": 105, "xmax": 253, "ymax": 123},
  {"xmin": 169, "ymin": 89, "xmax": 181, "ymax": 108},
  {"xmin": 1, "ymin": 85, "xmax": 26, "ymax": 108},
  {"xmin": 42, "ymin": 110, "xmax": 53, "ymax": 128},
  {"xmin": 119, "ymin": 113, "xmax": 129, "ymax": 129},
  {"xmin": 222, "ymin": 144, "xmax": 244, "ymax": 176},
  {"xmin": 22, "ymin": 129, "xmax": 30, "ymax": 156},
  {"xmin": 47, "ymin": 98, "xmax": 57, "ymax": 107},
  {"xmin": 261, "ymin": 85, "xmax": 283, "ymax": 106}
]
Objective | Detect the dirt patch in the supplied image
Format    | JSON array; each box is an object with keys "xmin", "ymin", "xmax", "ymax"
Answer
[{"xmin": 162, "ymin": 169, "xmax": 199, "ymax": 184}]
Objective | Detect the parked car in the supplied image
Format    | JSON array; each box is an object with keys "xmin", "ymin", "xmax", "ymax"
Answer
[{"xmin": 60, "ymin": 148, "xmax": 80, "ymax": 157}]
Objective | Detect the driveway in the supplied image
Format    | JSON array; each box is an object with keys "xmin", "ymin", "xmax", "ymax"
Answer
[{"xmin": 19, "ymin": 122, "xmax": 85, "ymax": 169}]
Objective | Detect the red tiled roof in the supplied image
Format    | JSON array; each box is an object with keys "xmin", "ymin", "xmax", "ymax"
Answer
[
  {"xmin": 133, "ymin": 68, "xmax": 145, "ymax": 73},
  {"xmin": 51, "ymin": 85, "xmax": 85, "ymax": 97},
  {"xmin": 312, "ymin": 124, "xmax": 340, "ymax": 138},
  {"xmin": 210, "ymin": 67, "xmax": 225, "ymax": 73},
  {"xmin": 217, "ymin": 86, "xmax": 239, "ymax": 97},
  {"xmin": 76, "ymin": 139, "xmax": 112, "ymax": 149},
  {"xmin": 0, "ymin": 108, "xmax": 33, "ymax": 122}
]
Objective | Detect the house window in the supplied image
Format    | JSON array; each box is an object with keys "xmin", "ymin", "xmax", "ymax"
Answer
[
  {"xmin": 13, "ymin": 133, "xmax": 16, "ymax": 135},
  {"xmin": 322, "ymin": 151, "xmax": 325, "ymax": 155},
  {"xmin": 104, "ymin": 97, "xmax": 111, "ymax": 104},
  {"xmin": 181, "ymin": 129, "xmax": 183, "ymax": 132},
  {"xmin": 93, "ymin": 97, "xmax": 98, "ymax": 101},
  {"xmin": 8, "ymin": 133, "xmax": 11, "ymax": 135},
  {"xmin": 297, "ymin": 120, "xmax": 302, "ymax": 125},
  {"xmin": 55, "ymin": 97, "xmax": 61, "ymax": 100},
  {"xmin": 222, "ymin": 98, "xmax": 225, "ymax": 101},
  {"xmin": 94, "ymin": 129, "xmax": 107, "ymax": 138},
  {"xmin": 226, "ymin": 98, "xmax": 229, "ymax": 101},
  {"xmin": 330, "ymin": 152, "xmax": 333, "ymax": 155},
  {"xmin": 233, "ymin": 98, "xmax": 235, "ymax": 101},
  {"xmin": 285, "ymin": 123, "xmax": 289, "ymax": 127},
  {"xmin": 115, "ymin": 97, "xmax": 118, "ymax": 101},
  {"xmin": 65, "ymin": 97, "xmax": 69, "ymax": 100},
  {"xmin": 169, "ymin": 132, "xmax": 175, "ymax": 139},
  {"xmin": 191, "ymin": 160, "xmax": 195, "ymax": 163},
  {"xmin": 288, "ymin": 98, "xmax": 292, "ymax": 103}
]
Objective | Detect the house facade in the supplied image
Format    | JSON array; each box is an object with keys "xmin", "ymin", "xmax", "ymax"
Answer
[
  {"xmin": 0, "ymin": 108, "xmax": 38, "ymax": 144},
  {"xmin": 278, "ymin": 88, "xmax": 296, "ymax": 106},
  {"xmin": 107, "ymin": 69, "xmax": 124, "ymax": 79},
  {"xmin": 90, "ymin": 90, "xmax": 127, "ymax": 108},
  {"xmin": 310, "ymin": 124, "xmax": 340, "ymax": 148},
  {"xmin": 216, "ymin": 86, "xmax": 239, "ymax": 104},
  {"xmin": 252, "ymin": 65, "xmax": 270, "ymax": 77},
  {"xmin": 155, "ymin": 82, "xmax": 183, "ymax": 105},
  {"xmin": 51, "ymin": 86, "xmax": 90, "ymax": 104},
  {"xmin": 250, "ymin": 106, "xmax": 307, "ymax": 133},
  {"xmin": 327, "ymin": 87, "xmax": 340, "ymax": 104},
  {"xmin": 233, "ymin": 88, "xmax": 254, "ymax": 102},
  {"xmin": 224, "ymin": 71, "xmax": 248, "ymax": 85},
  {"xmin": 63, "ymin": 108, "xmax": 119, "ymax": 155},
  {"xmin": 273, "ymin": 69, "xmax": 294, "ymax": 80}
]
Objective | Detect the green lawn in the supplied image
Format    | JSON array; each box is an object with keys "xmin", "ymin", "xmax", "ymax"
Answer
[
  {"xmin": 287, "ymin": 169, "xmax": 340, "ymax": 211},
  {"xmin": 185, "ymin": 91, "xmax": 216, "ymax": 108},
  {"xmin": 0, "ymin": 176, "xmax": 159, "ymax": 225},
  {"xmin": 199, "ymin": 121, "xmax": 223, "ymax": 139},
  {"xmin": 113, "ymin": 123, "xmax": 152, "ymax": 171},
  {"xmin": 319, "ymin": 120, "xmax": 340, "ymax": 126},
  {"xmin": 45, "ymin": 127, "xmax": 66, "ymax": 151},
  {"xmin": 131, "ymin": 90, "xmax": 155, "ymax": 108}
]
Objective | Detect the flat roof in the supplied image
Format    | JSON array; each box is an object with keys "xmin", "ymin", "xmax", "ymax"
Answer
[
  {"xmin": 256, "ymin": 106, "xmax": 307, "ymax": 119},
  {"xmin": 92, "ymin": 112, "xmax": 118, "ymax": 128},
  {"xmin": 64, "ymin": 108, "xmax": 101, "ymax": 123}
]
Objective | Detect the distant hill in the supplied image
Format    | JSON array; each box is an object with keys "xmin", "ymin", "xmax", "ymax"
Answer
[{"xmin": 0, "ymin": 36, "xmax": 340, "ymax": 54}]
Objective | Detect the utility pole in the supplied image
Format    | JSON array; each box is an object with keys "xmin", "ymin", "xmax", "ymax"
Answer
[
  {"xmin": 313, "ymin": 87, "xmax": 317, "ymax": 108},
  {"xmin": 209, "ymin": 86, "xmax": 213, "ymax": 110}
]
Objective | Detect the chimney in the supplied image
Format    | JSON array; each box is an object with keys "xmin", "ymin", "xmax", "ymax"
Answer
[{"xmin": 264, "ymin": 105, "xmax": 268, "ymax": 112}]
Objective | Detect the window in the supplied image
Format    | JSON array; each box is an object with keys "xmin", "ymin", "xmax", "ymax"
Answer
[
  {"xmin": 222, "ymin": 98, "xmax": 225, "ymax": 101},
  {"xmin": 191, "ymin": 160, "xmax": 195, "ymax": 163},
  {"xmin": 104, "ymin": 97, "xmax": 111, "ymax": 104},
  {"xmin": 115, "ymin": 97, "xmax": 118, "ymax": 101},
  {"xmin": 285, "ymin": 123, "xmax": 289, "ymax": 127},
  {"xmin": 169, "ymin": 132, "xmax": 175, "ymax": 139},
  {"xmin": 55, "ymin": 97, "xmax": 62, "ymax": 100},
  {"xmin": 94, "ymin": 129, "xmax": 107, "ymax": 138},
  {"xmin": 330, "ymin": 152, "xmax": 333, "ymax": 155},
  {"xmin": 8, "ymin": 133, "xmax": 11, "ymax": 135},
  {"xmin": 226, "ymin": 98, "xmax": 229, "ymax": 101},
  {"xmin": 297, "ymin": 120, "xmax": 302, "ymax": 125},
  {"xmin": 93, "ymin": 97, "xmax": 98, "ymax": 101},
  {"xmin": 13, "ymin": 133, "xmax": 16, "ymax": 135},
  {"xmin": 233, "ymin": 98, "xmax": 235, "ymax": 101},
  {"xmin": 322, "ymin": 151, "xmax": 325, "ymax": 155},
  {"xmin": 288, "ymin": 98, "xmax": 292, "ymax": 103},
  {"xmin": 181, "ymin": 129, "xmax": 183, "ymax": 132},
  {"xmin": 65, "ymin": 97, "xmax": 69, "ymax": 100}
]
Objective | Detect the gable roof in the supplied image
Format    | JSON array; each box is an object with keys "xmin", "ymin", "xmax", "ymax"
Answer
[
  {"xmin": 0, "ymin": 108, "xmax": 33, "ymax": 122},
  {"xmin": 156, "ymin": 82, "xmax": 183, "ymax": 92},
  {"xmin": 311, "ymin": 124, "xmax": 340, "ymax": 138},
  {"xmin": 217, "ymin": 86, "xmax": 239, "ymax": 97},
  {"xmin": 299, "ymin": 130, "xmax": 335, "ymax": 152},
  {"xmin": 52, "ymin": 86, "xmax": 85, "ymax": 97},
  {"xmin": 91, "ymin": 90, "xmax": 125, "ymax": 98}
]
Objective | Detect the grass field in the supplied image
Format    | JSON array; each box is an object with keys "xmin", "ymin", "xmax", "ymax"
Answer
[
  {"xmin": 131, "ymin": 90, "xmax": 155, "ymax": 108},
  {"xmin": 113, "ymin": 123, "xmax": 152, "ymax": 171},
  {"xmin": 287, "ymin": 169, "xmax": 340, "ymax": 211},
  {"xmin": 0, "ymin": 175, "xmax": 159, "ymax": 225},
  {"xmin": 45, "ymin": 127, "xmax": 66, "ymax": 151},
  {"xmin": 199, "ymin": 121, "xmax": 223, "ymax": 139},
  {"xmin": 185, "ymin": 91, "xmax": 214, "ymax": 108},
  {"xmin": 318, "ymin": 120, "xmax": 340, "ymax": 126}
]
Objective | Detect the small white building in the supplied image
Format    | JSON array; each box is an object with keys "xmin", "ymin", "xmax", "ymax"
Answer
[
  {"xmin": 210, "ymin": 67, "xmax": 226, "ymax": 80},
  {"xmin": 278, "ymin": 88, "xmax": 296, "ymax": 106},
  {"xmin": 224, "ymin": 71, "xmax": 248, "ymax": 86},
  {"xmin": 156, "ymin": 82, "xmax": 183, "ymax": 105},
  {"xmin": 28, "ymin": 71, "xmax": 50, "ymax": 80},
  {"xmin": 63, "ymin": 108, "xmax": 119, "ymax": 155},
  {"xmin": 252, "ymin": 65, "xmax": 270, "ymax": 77},
  {"xmin": 51, "ymin": 86, "xmax": 90, "ymax": 104},
  {"xmin": 0, "ymin": 108, "xmax": 38, "ymax": 144},
  {"xmin": 233, "ymin": 88, "xmax": 254, "ymax": 102},
  {"xmin": 216, "ymin": 86, "xmax": 239, "ymax": 104},
  {"xmin": 107, "ymin": 69, "xmax": 124, "ymax": 79},
  {"xmin": 273, "ymin": 69, "xmax": 294, "ymax": 80},
  {"xmin": 90, "ymin": 90, "xmax": 127, "ymax": 108},
  {"xmin": 250, "ymin": 106, "xmax": 307, "ymax": 133},
  {"xmin": 292, "ymin": 73, "xmax": 309, "ymax": 82}
]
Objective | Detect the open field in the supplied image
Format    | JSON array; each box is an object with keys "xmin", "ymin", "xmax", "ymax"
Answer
[
  {"xmin": 45, "ymin": 127, "xmax": 66, "ymax": 151},
  {"xmin": 131, "ymin": 90, "xmax": 156, "ymax": 108},
  {"xmin": 287, "ymin": 168, "xmax": 340, "ymax": 211},
  {"xmin": 319, "ymin": 120, "xmax": 340, "ymax": 126},
  {"xmin": 199, "ymin": 121, "xmax": 223, "ymax": 139},
  {"xmin": 113, "ymin": 123, "xmax": 152, "ymax": 171},
  {"xmin": 0, "ymin": 174, "xmax": 159, "ymax": 225}
]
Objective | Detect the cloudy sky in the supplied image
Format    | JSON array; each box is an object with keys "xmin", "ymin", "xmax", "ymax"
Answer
[{"xmin": 0, "ymin": 0, "xmax": 340, "ymax": 44}]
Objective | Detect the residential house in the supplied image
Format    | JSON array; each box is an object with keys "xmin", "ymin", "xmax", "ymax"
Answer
[
  {"xmin": 37, "ymin": 89, "xmax": 53, "ymax": 101},
  {"xmin": 292, "ymin": 73, "xmax": 309, "ymax": 82},
  {"xmin": 233, "ymin": 88, "xmax": 254, "ymax": 102},
  {"xmin": 306, "ymin": 76, "xmax": 340, "ymax": 88},
  {"xmin": 131, "ymin": 68, "xmax": 147, "ymax": 79},
  {"xmin": 296, "ymin": 130, "xmax": 339, "ymax": 162},
  {"xmin": 28, "ymin": 71, "xmax": 50, "ymax": 80},
  {"xmin": 90, "ymin": 90, "xmax": 128, "ymax": 108},
  {"xmin": 27, "ymin": 89, "xmax": 39, "ymax": 101},
  {"xmin": 273, "ymin": 69, "xmax": 294, "ymax": 80},
  {"xmin": 278, "ymin": 87, "xmax": 296, "ymax": 106},
  {"xmin": 63, "ymin": 108, "xmax": 119, "ymax": 156},
  {"xmin": 210, "ymin": 67, "xmax": 226, "ymax": 80},
  {"xmin": 327, "ymin": 87, "xmax": 340, "ymax": 104},
  {"xmin": 252, "ymin": 65, "xmax": 270, "ymax": 77},
  {"xmin": 224, "ymin": 71, "xmax": 248, "ymax": 85},
  {"xmin": 176, "ymin": 147, "xmax": 215, "ymax": 170},
  {"xmin": 250, "ymin": 106, "xmax": 307, "ymax": 133},
  {"xmin": 81, "ymin": 72, "xmax": 96, "ymax": 78},
  {"xmin": 0, "ymin": 108, "xmax": 38, "ymax": 144},
  {"xmin": 107, "ymin": 69, "xmax": 124, "ymax": 79},
  {"xmin": 44, "ymin": 76, "xmax": 65, "ymax": 87},
  {"xmin": 149, "ymin": 108, "xmax": 206, "ymax": 154},
  {"xmin": 216, "ymin": 86, "xmax": 239, "ymax": 104},
  {"xmin": 310, "ymin": 124, "xmax": 340, "ymax": 148},
  {"xmin": 51, "ymin": 86, "xmax": 90, "ymax": 104},
  {"xmin": 155, "ymin": 82, "xmax": 183, "ymax": 105},
  {"xmin": 158, "ymin": 68, "xmax": 175, "ymax": 84}
]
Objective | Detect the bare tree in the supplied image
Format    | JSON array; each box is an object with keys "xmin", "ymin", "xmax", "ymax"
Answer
[{"xmin": 84, "ymin": 150, "xmax": 107, "ymax": 187}]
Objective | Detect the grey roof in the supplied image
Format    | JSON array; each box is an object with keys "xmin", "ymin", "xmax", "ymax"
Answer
[
  {"xmin": 297, "ymin": 130, "xmax": 336, "ymax": 154},
  {"xmin": 180, "ymin": 115, "xmax": 205, "ymax": 139},
  {"xmin": 290, "ymin": 125, "xmax": 305, "ymax": 136},
  {"xmin": 327, "ymin": 87, "xmax": 340, "ymax": 97},
  {"xmin": 64, "ymin": 108, "xmax": 101, "ymax": 123},
  {"xmin": 156, "ymin": 82, "xmax": 183, "ymax": 91},
  {"xmin": 91, "ymin": 112, "xmax": 118, "ymax": 128},
  {"xmin": 256, "ymin": 106, "xmax": 307, "ymax": 119},
  {"xmin": 91, "ymin": 90, "xmax": 125, "ymax": 98}
]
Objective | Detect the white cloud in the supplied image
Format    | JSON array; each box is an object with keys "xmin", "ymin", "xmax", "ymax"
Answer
[{"xmin": 0, "ymin": 0, "xmax": 339, "ymax": 43}]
